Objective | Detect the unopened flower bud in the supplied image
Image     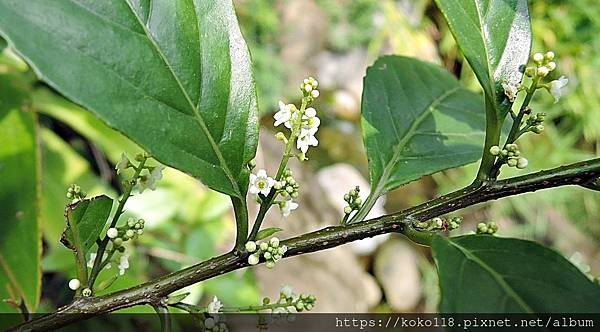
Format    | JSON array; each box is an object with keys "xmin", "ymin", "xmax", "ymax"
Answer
[
  {"xmin": 537, "ymin": 66, "xmax": 549, "ymax": 77},
  {"xmin": 259, "ymin": 242, "xmax": 269, "ymax": 251},
  {"xmin": 270, "ymin": 237, "xmax": 280, "ymax": 247},
  {"xmin": 68, "ymin": 278, "xmax": 81, "ymax": 290},
  {"xmin": 489, "ymin": 146, "xmax": 501, "ymax": 156},
  {"xmin": 516, "ymin": 157, "xmax": 529, "ymax": 169},
  {"xmin": 311, "ymin": 90, "xmax": 320, "ymax": 98},
  {"xmin": 533, "ymin": 52, "xmax": 544, "ymax": 63},
  {"xmin": 507, "ymin": 158, "xmax": 518, "ymax": 167},
  {"xmin": 546, "ymin": 61, "xmax": 556, "ymax": 71},
  {"xmin": 248, "ymin": 254, "xmax": 259, "ymax": 265},
  {"xmin": 245, "ymin": 241, "xmax": 257, "ymax": 253},
  {"xmin": 343, "ymin": 206, "xmax": 352, "ymax": 214},
  {"xmin": 265, "ymin": 261, "xmax": 275, "ymax": 269},
  {"xmin": 544, "ymin": 51, "xmax": 555, "ymax": 61},
  {"xmin": 275, "ymin": 132, "xmax": 287, "ymax": 141},
  {"xmin": 125, "ymin": 229, "xmax": 135, "ymax": 238},
  {"xmin": 106, "ymin": 227, "xmax": 118, "ymax": 239},
  {"xmin": 82, "ymin": 288, "xmax": 92, "ymax": 297}
]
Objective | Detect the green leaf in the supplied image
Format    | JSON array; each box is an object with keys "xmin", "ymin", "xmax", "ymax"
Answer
[
  {"xmin": 61, "ymin": 196, "xmax": 113, "ymax": 254},
  {"xmin": 432, "ymin": 235, "xmax": 600, "ymax": 313},
  {"xmin": 434, "ymin": 0, "xmax": 531, "ymax": 115},
  {"xmin": 0, "ymin": 0, "xmax": 258, "ymax": 198},
  {"xmin": 0, "ymin": 73, "xmax": 41, "ymax": 312},
  {"xmin": 166, "ymin": 292, "xmax": 191, "ymax": 305},
  {"xmin": 0, "ymin": 36, "xmax": 6, "ymax": 52},
  {"xmin": 255, "ymin": 227, "xmax": 283, "ymax": 241},
  {"xmin": 361, "ymin": 56, "xmax": 486, "ymax": 195}
]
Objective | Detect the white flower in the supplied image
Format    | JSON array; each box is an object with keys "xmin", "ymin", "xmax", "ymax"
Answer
[
  {"xmin": 208, "ymin": 296, "xmax": 222, "ymax": 314},
  {"xmin": 106, "ymin": 227, "xmax": 118, "ymax": 239},
  {"xmin": 138, "ymin": 165, "xmax": 165, "ymax": 192},
  {"xmin": 549, "ymin": 76, "xmax": 568, "ymax": 103},
  {"xmin": 115, "ymin": 153, "xmax": 130, "ymax": 174},
  {"xmin": 502, "ymin": 82, "xmax": 518, "ymax": 102},
  {"xmin": 297, "ymin": 130, "xmax": 318, "ymax": 153},
  {"xmin": 248, "ymin": 254, "xmax": 259, "ymax": 265},
  {"xmin": 279, "ymin": 199, "xmax": 298, "ymax": 217},
  {"xmin": 118, "ymin": 253, "xmax": 129, "ymax": 275},
  {"xmin": 68, "ymin": 278, "xmax": 81, "ymax": 290},
  {"xmin": 274, "ymin": 101, "xmax": 293, "ymax": 127},
  {"xmin": 249, "ymin": 169, "xmax": 275, "ymax": 196},
  {"xmin": 280, "ymin": 285, "xmax": 294, "ymax": 299},
  {"xmin": 301, "ymin": 107, "xmax": 320, "ymax": 135}
]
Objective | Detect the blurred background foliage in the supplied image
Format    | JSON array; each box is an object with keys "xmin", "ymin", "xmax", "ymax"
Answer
[{"xmin": 0, "ymin": 0, "xmax": 598, "ymax": 315}]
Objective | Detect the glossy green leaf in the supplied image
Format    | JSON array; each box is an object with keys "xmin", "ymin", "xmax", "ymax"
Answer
[
  {"xmin": 255, "ymin": 227, "xmax": 283, "ymax": 241},
  {"xmin": 0, "ymin": 0, "xmax": 258, "ymax": 198},
  {"xmin": 61, "ymin": 196, "xmax": 113, "ymax": 254},
  {"xmin": 434, "ymin": 0, "xmax": 531, "ymax": 115},
  {"xmin": 0, "ymin": 36, "xmax": 6, "ymax": 52},
  {"xmin": 0, "ymin": 73, "xmax": 41, "ymax": 312},
  {"xmin": 432, "ymin": 235, "xmax": 600, "ymax": 312},
  {"xmin": 361, "ymin": 56, "xmax": 486, "ymax": 195}
]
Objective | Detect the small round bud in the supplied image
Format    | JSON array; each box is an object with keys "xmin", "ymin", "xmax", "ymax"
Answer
[
  {"xmin": 274, "ymin": 181, "xmax": 283, "ymax": 190},
  {"xmin": 270, "ymin": 237, "xmax": 280, "ymax": 247},
  {"xmin": 245, "ymin": 241, "xmax": 257, "ymax": 253},
  {"xmin": 304, "ymin": 84, "xmax": 313, "ymax": 92},
  {"xmin": 259, "ymin": 242, "xmax": 269, "ymax": 251},
  {"xmin": 354, "ymin": 198, "xmax": 362, "ymax": 206},
  {"xmin": 533, "ymin": 52, "xmax": 544, "ymax": 63},
  {"xmin": 68, "ymin": 278, "xmax": 81, "ymax": 290},
  {"xmin": 531, "ymin": 124, "xmax": 544, "ymax": 134},
  {"xmin": 106, "ymin": 227, "xmax": 118, "ymax": 239},
  {"xmin": 311, "ymin": 90, "xmax": 320, "ymax": 98},
  {"xmin": 291, "ymin": 192, "xmax": 299, "ymax": 199},
  {"xmin": 81, "ymin": 288, "xmax": 92, "ymax": 297},
  {"xmin": 136, "ymin": 229, "xmax": 144, "ymax": 235},
  {"xmin": 516, "ymin": 157, "xmax": 529, "ymax": 169},
  {"xmin": 113, "ymin": 238, "xmax": 123, "ymax": 246},
  {"xmin": 248, "ymin": 254, "xmax": 259, "ymax": 265},
  {"xmin": 546, "ymin": 61, "xmax": 556, "ymax": 71},
  {"xmin": 127, "ymin": 218, "xmax": 135, "ymax": 227},
  {"xmin": 263, "ymin": 252, "xmax": 272, "ymax": 260},
  {"xmin": 507, "ymin": 158, "xmax": 518, "ymax": 167},
  {"xmin": 489, "ymin": 146, "xmax": 501, "ymax": 156},
  {"xmin": 537, "ymin": 66, "xmax": 549, "ymax": 77},
  {"xmin": 343, "ymin": 193, "xmax": 350, "ymax": 202},
  {"xmin": 275, "ymin": 132, "xmax": 287, "ymax": 141},
  {"xmin": 525, "ymin": 67, "xmax": 536, "ymax": 77},
  {"xmin": 125, "ymin": 230, "xmax": 135, "ymax": 238},
  {"xmin": 343, "ymin": 206, "xmax": 353, "ymax": 214},
  {"xmin": 544, "ymin": 51, "xmax": 555, "ymax": 61},
  {"xmin": 265, "ymin": 261, "xmax": 275, "ymax": 269}
]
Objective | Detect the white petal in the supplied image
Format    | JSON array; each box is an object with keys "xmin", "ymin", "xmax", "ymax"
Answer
[
  {"xmin": 256, "ymin": 169, "xmax": 267, "ymax": 178},
  {"xmin": 249, "ymin": 173, "xmax": 257, "ymax": 184},
  {"xmin": 304, "ymin": 107, "xmax": 316, "ymax": 117},
  {"xmin": 249, "ymin": 186, "xmax": 260, "ymax": 195}
]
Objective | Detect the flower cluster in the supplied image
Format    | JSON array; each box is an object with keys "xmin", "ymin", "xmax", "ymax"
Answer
[
  {"xmin": 526, "ymin": 112, "xmax": 546, "ymax": 134},
  {"xmin": 107, "ymin": 217, "xmax": 145, "ymax": 250},
  {"xmin": 116, "ymin": 153, "xmax": 165, "ymax": 193},
  {"xmin": 489, "ymin": 143, "xmax": 528, "ymax": 169},
  {"xmin": 527, "ymin": 51, "xmax": 569, "ymax": 103},
  {"xmin": 476, "ymin": 222, "xmax": 498, "ymax": 235},
  {"xmin": 342, "ymin": 186, "xmax": 362, "ymax": 215},
  {"xmin": 273, "ymin": 77, "xmax": 321, "ymax": 158},
  {"xmin": 414, "ymin": 216, "xmax": 463, "ymax": 231},
  {"xmin": 66, "ymin": 184, "xmax": 86, "ymax": 202},
  {"xmin": 249, "ymin": 168, "xmax": 300, "ymax": 217},
  {"xmin": 245, "ymin": 237, "xmax": 288, "ymax": 269}
]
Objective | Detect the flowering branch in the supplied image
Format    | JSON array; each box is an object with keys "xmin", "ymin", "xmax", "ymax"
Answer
[{"xmin": 12, "ymin": 157, "xmax": 600, "ymax": 331}]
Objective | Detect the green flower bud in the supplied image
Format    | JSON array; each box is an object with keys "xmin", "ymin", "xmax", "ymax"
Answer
[
  {"xmin": 354, "ymin": 198, "xmax": 362, "ymax": 206},
  {"xmin": 343, "ymin": 206, "xmax": 353, "ymax": 214},
  {"xmin": 546, "ymin": 61, "xmax": 556, "ymax": 71},
  {"xmin": 489, "ymin": 146, "xmax": 501, "ymax": 156},
  {"xmin": 533, "ymin": 52, "xmax": 544, "ymax": 64},
  {"xmin": 516, "ymin": 157, "xmax": 529, "ymax": 169},
  {"xmin": 265, "ymin": 261, "xmax": 275, "ymax": 269},
  {"xmin": 531, "ymin": 124, "xmax": 544, "ymax": 134},
  {"xmin": 127, "ymin": 218, "xmax": 135, "ymax": 228},
  {"xmin": 274, "ymin": 181, "xmax": 283, "ymax": 190},
  {"xmin": 275, "ymin": 132, "xmax": 287, "ymax": 141},
  {"xmin": 259, "ymin": 242, "xmax": 269, "ymax": 251},
  {"xmin": 245, "ymin": 241, "xmax": 257, "ymax": 253},
  {"xmin": 248, "ymin": 254, "xmax": 259, "ymax": 265},
  {"xmin": 286, "ymin": 186, "xmax": 294, "ymax": 193},
  {"xmin": 507, "ymin": 158, "xmax": 518, "ymax": 167},
  {"xmin": 537, "ymin": 66, "xmax": 549, "ymax": 77},
  {"xmin": 525, "ymin": 67, "xmax": 536, "ymax": 77},
  {"xmin": 544, "ymin": 51, "xmax": 555, "ymax": 61},
  {"xmin": 291, "ymin": 192, "xmax": 299, "ymax": 199},
  {"xmin": 125, "ymin": 229, "xmax": 135, "ymax": 238},
  {"xmin": 113, "ymin": 237, "xmax": 123, "ymax": 247},
  {"xmin": 343, "ymin": 193, "xmax": 350, "ymax": 202},
  {"xmin": 270, "ymin": 237, "xmax": 280, "ymax": 247},
  {"xmin": 263, "ymin": 252, "xmax": 272, "ymax": 260},
  {"xmin": 136, "ymin": 229, "xmax": 144, "ymax": 235},
  {"xmin": 248, "ymin": 159, "xmax": 257, "ymax": 168}
]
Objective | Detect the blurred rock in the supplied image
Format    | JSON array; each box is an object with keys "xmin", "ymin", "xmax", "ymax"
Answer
[
  {"xmin": 251, "ymin": 135, "xmax": 382, "ymax": 311},
  {"xmin": 315, "ymin": 49, "xmax": 369, "ymax": 100},
  {"xmin": 374, "ymin": 239, "xmax": 422, "ymax": 311}
]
